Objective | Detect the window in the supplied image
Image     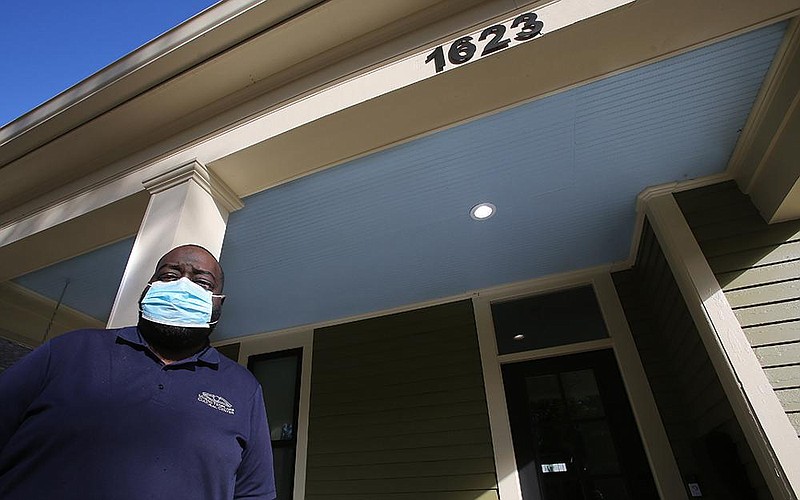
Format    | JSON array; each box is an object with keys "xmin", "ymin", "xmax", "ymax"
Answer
[
  {"xmin": 248, "ymin": 348, "xmax": 302, "ymax": 500},
  {"xmin": 492, "ymin": 286, "xmax": 608, "ymax": 354}
]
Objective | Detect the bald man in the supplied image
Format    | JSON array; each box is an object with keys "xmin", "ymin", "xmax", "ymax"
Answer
[{"xmin": 0, "ymin": 245, "xmax": 276, "ymax": 500}]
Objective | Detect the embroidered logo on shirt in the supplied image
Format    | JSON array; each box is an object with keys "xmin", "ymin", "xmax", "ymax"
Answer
[{"xmin": 198, "ymin": 391, "xmax": 235, "ymax": 414}]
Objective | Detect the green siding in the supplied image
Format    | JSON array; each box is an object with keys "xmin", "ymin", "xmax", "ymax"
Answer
[
  {"xmin": 674, "ymin": 181, "xmax": 800, "ymax": 436},
  {"xmin": 215, "ymin": 342, "xmax": 241, "ymax": 362},
  {"xmin": 613, "ymin": 221, "xmax": 771, "ymax": 500},
  {"xmin": 305, "ymin": 300, "xmax": 498, "ymax": 500}
]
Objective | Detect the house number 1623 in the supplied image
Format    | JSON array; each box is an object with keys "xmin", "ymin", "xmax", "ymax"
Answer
[{"xmin": 424, "ymin": 12, "xmax": 544, "ymax": 74}]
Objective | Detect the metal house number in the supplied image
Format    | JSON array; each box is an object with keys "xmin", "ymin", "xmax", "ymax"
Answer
[{"xmin": 424, "ymin": 12, "xmax": 544, "ymax": 74}]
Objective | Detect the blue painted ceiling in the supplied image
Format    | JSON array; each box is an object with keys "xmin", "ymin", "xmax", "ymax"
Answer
[
  {"xmin": 13, "ymin": 237, "xmax": 135, "ymax": 322},
  {"xmin": 9, "ymin": 22, "xmax": 786, "ymax": 340}
]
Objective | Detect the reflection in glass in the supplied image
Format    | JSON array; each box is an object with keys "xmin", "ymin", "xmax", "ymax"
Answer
[
  {"xmin": 525, "ymin": 368, "xmax": 628, "ymax": 499},
  {"xmin": 562, "ymin": 369, "xmax": 604, "ymax": 419},
  {"xmin": 250, "ymin": 354, "xmax": 300, "ymax": 441},
  {"xmin": 578, "ymin": 420, "xmax": 620, "ymax": 475}
]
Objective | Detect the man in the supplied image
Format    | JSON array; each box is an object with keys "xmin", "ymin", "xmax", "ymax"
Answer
[{"xmin": 0, "ymin": 245, "xmax": 276, "ymax": 500}]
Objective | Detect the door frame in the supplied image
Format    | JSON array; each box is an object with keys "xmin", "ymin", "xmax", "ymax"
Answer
[
  {"xmin": 237, "ymin": 328, "xmax": 314, "ymax": 500},
  {"xmin": 473, "ymin": 270, "xmax": 687, "ymax": 500}
]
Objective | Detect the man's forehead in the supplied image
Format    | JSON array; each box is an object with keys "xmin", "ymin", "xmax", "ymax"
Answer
[{"xmin": 156, "ymin": 246, "xmax": 220, "ymax": 274}]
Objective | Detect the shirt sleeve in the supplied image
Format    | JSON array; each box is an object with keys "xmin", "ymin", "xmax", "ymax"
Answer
[
  {"xmin": 234, "ymin": 385, "xmax": 276, "ymax": 500},
  {"xmin": 0, "ymin": 341, "xmax": 51, "ymax": 454}
]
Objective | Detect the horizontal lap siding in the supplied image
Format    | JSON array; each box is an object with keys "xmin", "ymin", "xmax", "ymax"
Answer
[
  {"xmin": 674, "ymin": 181, "xmax": 800, "ymax": 436},
  {"xmin": 613, "ymin": 222, "xmax": 770, "ymax": 500},
  {"xmin": 306, "ymin": 300, "xmax": 498, "ymax": 500}
]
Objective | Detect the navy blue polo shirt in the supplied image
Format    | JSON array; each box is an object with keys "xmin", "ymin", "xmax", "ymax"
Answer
[{"xmin": 0, "ymin": 327, "xmax": 275, "ymax": 500}]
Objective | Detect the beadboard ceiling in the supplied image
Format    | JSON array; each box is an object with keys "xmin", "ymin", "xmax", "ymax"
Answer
[{"xmin": 11, "ymin": 22, "xmax": 786, "ymax": 340}]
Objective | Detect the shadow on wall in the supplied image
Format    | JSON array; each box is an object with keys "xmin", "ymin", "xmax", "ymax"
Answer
[
  {"xmin": 673, "ymin": 181, "xmax": 800, "ymax": 291},
  {"xmin": 612, "ymin": 222, "xmax": 771, "ymax": 500}
]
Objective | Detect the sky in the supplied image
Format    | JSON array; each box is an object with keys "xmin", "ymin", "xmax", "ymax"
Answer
[{"xmin": 1, "ymin": 0, "xmax": 219, "ymax": 127}]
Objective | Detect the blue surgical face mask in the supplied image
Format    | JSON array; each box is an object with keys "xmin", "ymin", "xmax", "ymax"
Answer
[{"xmin": 140, "ymin": 277, "xmax": 224, "ymax": 328}]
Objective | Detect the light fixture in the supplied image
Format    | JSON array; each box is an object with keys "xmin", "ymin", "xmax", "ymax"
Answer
[
  {"xmin": 513, "ymin": 334, "xmax": 525, "ymax": 341},
  {"xmin": 470, "ymin": 202, "xmax": 496, "ymax": 220}
]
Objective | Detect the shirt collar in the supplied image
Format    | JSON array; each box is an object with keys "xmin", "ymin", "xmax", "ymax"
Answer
[{"xmin": 115, "ymin": 326, "xmax": 220, "ymax": 367}]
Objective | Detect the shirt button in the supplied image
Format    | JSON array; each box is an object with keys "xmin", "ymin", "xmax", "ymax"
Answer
[{"xmin": 158, "ymin": 384, "xmax": 164, "ymax": 390}]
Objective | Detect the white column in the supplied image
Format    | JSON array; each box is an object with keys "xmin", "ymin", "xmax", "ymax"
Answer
[{"xmin": 107, "ymin": 160, "xmax": 243, "ymax": 328}]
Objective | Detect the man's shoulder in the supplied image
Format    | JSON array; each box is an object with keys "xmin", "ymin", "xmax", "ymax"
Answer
[
  {"xmin": 211, "ymin": 350, "xmax": 261, "ymax": 394},
  {"xmin": 49, "ymin": 327, "xmax": 127, "ymax": 350}
]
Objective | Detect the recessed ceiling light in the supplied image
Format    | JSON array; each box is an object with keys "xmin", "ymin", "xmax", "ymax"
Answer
[
  {"xmin": 470, "ymin": 202, "xmax": 496, "ymax": 220},
  {"xmin": 513, "ymin": 334, "xmax": 525, "ymax": 341}
]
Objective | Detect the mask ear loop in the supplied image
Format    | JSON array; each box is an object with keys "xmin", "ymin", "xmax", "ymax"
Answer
[
  {"xmin": 138, "ymin": 282, "xmax": 152, "ymax": 317},
  {"xmin": 208, "ymin": 294, "xmax": 225, "ymax": 326}
]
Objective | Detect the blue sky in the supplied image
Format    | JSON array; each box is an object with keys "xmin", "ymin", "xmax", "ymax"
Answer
[{"xmin": 1, "ymin": 1, "xmax": 218, "ymax": 127}]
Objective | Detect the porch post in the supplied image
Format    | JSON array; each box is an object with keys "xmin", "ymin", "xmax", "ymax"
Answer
[
  {"xmin": 645, "ymin": 192, "xmax": 800, "ymax": 499},
  {"xmin": 106, "ymin": 160, "xmax": 243, "ymax": 329}
]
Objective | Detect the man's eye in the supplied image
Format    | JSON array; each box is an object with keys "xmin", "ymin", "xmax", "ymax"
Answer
[
  {"xmin": 160, "ymin": 274, "xmax": 179, "ymax": 281},
  {"xmin": 195, "ymin": 280, "xmax": 214, "ymax": 291}
]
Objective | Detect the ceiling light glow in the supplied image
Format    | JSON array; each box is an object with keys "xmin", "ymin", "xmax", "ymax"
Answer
[{"xmin": 470, "ymin": 202, "xmax": 496, "ymax": 220}]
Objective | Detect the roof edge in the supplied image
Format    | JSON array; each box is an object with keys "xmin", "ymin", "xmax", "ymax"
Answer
[{"xmin": 0, "ymin": 0, "xmax": 322, "ymax": 150}]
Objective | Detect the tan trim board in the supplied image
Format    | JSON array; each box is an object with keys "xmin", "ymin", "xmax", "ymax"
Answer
[
  {"xmin": 213, "ymin": 264, "xmax": 619, "ymax": 346},
  {"xmin": 730, "ymin": 17, "xmax": 800, "ymax": 187},
  {"xmin": 615, "ymin": 173, "xmax": 735, "ymax": 273},
  {"xmin": 232, "ymin": 328, "xmax": 313, "ymax": 500},
  {"xmin": 496, "ymin": 338, "xmax": 613, "ymax": 365},
  {"xmin": 593, "ymin": 273, "xmax": 688, "ymax": 500},
  {"xmin": 645, "ymin": 192, "xmax": 800, "ymax": 499},
  {"xmin": 0, "ymin": 193, "xmax": 148, "ymax": 283},
  {"xmin": 730, "ymin": 17, "xmax": 800, "ymax": 223},
  {"xmin": 473, "ymin": 296, "xmax": 524, "ymax": 500}
]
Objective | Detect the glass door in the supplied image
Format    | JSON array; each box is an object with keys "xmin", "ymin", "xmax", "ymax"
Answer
[{"xmin": 503, "ymin": 349, "xmax": 658, "ymax": 500}]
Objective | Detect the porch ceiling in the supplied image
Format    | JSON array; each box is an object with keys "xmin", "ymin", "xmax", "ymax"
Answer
[{"xmin": 8, "ymin": 22, "xmax": 787, "ymax": 340}]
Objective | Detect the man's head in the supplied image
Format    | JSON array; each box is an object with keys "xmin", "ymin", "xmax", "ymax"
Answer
[
  {"xmin": 137, "ymin": 245, "xmax": 226, "ymax": 355},
  {"xmin": 150, "ymin": 244, "xmax": 225, "ymax": 297}
]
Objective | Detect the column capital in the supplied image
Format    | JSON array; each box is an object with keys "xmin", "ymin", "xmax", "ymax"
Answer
[{"xmin": 142, "ymin": 160, "xmax": 244, "ymax": 212}]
